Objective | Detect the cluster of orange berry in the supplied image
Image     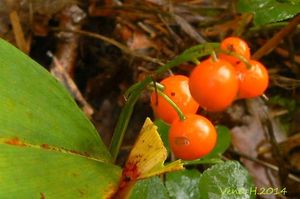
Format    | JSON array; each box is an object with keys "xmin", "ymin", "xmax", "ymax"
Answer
[{"xmin": 150, "ymin": 37, "xmax": 269, "ymax": 160}]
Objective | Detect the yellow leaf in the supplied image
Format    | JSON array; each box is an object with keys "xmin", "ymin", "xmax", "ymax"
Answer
[{"xmin": 119, "ymin": 118, "xmax": 184, "ymax": 191}]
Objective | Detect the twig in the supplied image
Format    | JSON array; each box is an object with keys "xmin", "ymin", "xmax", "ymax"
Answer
[
  {"xmin": 51, "ymin": 27, "xmax": 165, "ymax": 66},
  {"xmin": 271, "ymin": 75, "xmax": 300, "ymax": 90},
  {"xmin": 261, "ymin": 114, "xmax": 289, "ymax": 184},
  {"xmin": 48, "ymin": 52, "xmax": 94, "ymax": 118},
  {"xmin": 228, "ymin": 149, "xmax": 300, "ymax": 183},
  {"xmin": 252, "ymin": 14, "xmax": 300, "ymax": 60},
  {"xmin": 171, "ymin": 13, "xmax": 207, "ymax": 43},
  {"xmin": 247, "ymin": 99, "xmax": 290, "ymax": 186},
  {"xmin": 275, "ymin": 47, "xmax": 300, "ymax": 64},
  {"xmin": 54, "ymin": 5, "xmax": 86, "ymax": 77},
  {"xmin": 158, "ymin": 14, "xmax": 183, "ymax": 45}
]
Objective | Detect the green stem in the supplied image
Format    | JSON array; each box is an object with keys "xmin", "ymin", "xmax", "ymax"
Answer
[
  {"xmin": 192, "ymin": 58, "xmax": 200, "ymax": 65},
  {"xmin": 217, "ymin": 49, "xmax": 251, "ymax": 68},
  {"xmin": 148, "ymin": 81, "xmax": 165, "ymax": 91},
  {"xmin": 110, "ymin": 76, "xmax": 152, "ymax": 162},
  {"xmin": 183, "ymin": 157, "xmax": 223, "ymax": 165},
  {"xmin": 148, "ymin": 84, "xmax": 186, "ymax": 121},
  {"xmin": 211, "ymin": 51, "xmax": 218, "ymax": 62},
  {"xmin": 155, "ymin": 43, "xmax": 220, "ymax": 74},
  {"xmin": 248, "ymin": 22, "xmax": 300, "ymax": 33},
  {"xmin": 124, "ymin": 81, "xmax": 143, "ymax": 99}
]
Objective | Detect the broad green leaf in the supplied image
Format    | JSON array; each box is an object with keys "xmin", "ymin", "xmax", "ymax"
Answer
[
  {"xmin": 237, "ymin": 0, "xmax": 300, "ymax": 25},
  {"xmin": 0, "ymin": 39, "xmax": 110, "ymax": 160},
  {"xmin": 129, "ymin": 176, "xmax": 170, "ymax": 199},
  {"xmin": 199, "ymin": 161, "xmax": 255, "ymax": 199},
  {"xmin": 0, "ymin": 38, "xmax": 121, "ymax": 197},
  {"xmin": 154, "ymin": 119, "xmax": 170, "ymax": 154},
  {"xmin": 184, "ymin": 125, "xmax": 231, "ymax": 165},
  {"xmin": 0, "ymin": 144, "xmax": 121, "ymax": 198},
  {"xmin": 165, "ymin": 169, "xmax": 201, "ymax": 199}
]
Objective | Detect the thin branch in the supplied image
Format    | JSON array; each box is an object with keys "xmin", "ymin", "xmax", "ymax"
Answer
[
  {"xmin": 252, "ymin": 14, "xmax": 300, "ymax": 60},
  {"xmin": 53, "ymin": 5, "xmax": 85, "ymax": 77},
  {"xmin": 51, "ymin": 27, "xmax": 165, "ymax": 66},
  {"xmin": 228, "ymin": 149, "xmax": 300, "ymax": 183}
]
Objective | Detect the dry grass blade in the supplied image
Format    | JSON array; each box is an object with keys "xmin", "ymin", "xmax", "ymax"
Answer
[
  {"xmin": 252, "ymin": 14, "xmax": 300, "ymax": 60},
  {"xmin": 229, "ymin": 149, "xmax": 300, "ymax": 183},
  {"xmin": 52, "ymin": 27, "xmax": 164, "ymax": 66},
  {"xmin": 271, "ymin": 75, "xmax": 300, "ymax": 90},
  {"xmin": 9, "ymin": 10, "xmax": 29, "ymax": 53},
  {"xmin": 172, "ymin": 14, "xmax": 206, "ymax": 43}
]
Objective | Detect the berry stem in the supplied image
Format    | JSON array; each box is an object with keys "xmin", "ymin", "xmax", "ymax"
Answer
[
  {"xmin": 148, "ymin": 84, "xmax": 186, "ymax": 121},
  {"xmin": 218, "ymin": 49, "xmax": 252, "ymax": 68},
  {"xmin": 155, "ymin": 43, "xmax": 220, "ymax": 74},
  {"xmin": 192, "ymin": 58, "xmax": 200, "ymax": 65},
  {"xmin": 149, "ymin": 81, "xmax": 165, "ymax": 91},
  {"xmin": 211, "ymin": 51, "xmax": 218, "ymax": 62}
]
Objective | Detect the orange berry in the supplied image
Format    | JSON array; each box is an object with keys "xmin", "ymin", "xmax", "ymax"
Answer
[
  {"xmin": 169, "ymin": 114, "xmax": 217, "ymax": 160},
  {"xmin": 236, "ymin": 60, "xmax": 269, "ymax": 99},
  {"xmin": 219, "ymin": 37, "xmax": 251, "ymax": 65},
  {"xmin": 189, "ymin": 58, "xmax": 238, "ymax": 112}
]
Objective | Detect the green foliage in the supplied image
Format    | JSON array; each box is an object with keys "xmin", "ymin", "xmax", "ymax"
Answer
[
  {"xmin": 0, "ymin": 38, "xmax": 254, "ymax": 198},
  {"xmin": 0, "ymin": 39, "xmax": 121, "ymax": 198},
  {"xmin": 0, "ymin": 146, "xmax": 121, "ymax": 198},
  {"xmin": 238, "ymin": 0, "xmax": 300, "ymax": 25},
  {"xmin": 154, "ymin": 119, "xmax": 171, "ymax": 153},
  {"xmin": 199, "ymin": 161, "xmax": 255, "ymax": 199},
  {"xmin": 130, "ymin": 161, "xmax": 254, "ymax": 199},
  {"xmin": 268, "ymin": 95, "xmax": 298, "ymax": 134},
  {"xmin": 165, "ymin": 169, "xmax": 201, "ymax": 199},
  {"xmin": 268, "ymin": 95, "xmax": 297, "ymax": 112},
  {"xmin": 126, "ymin": 127, "xmax": 245, "ymax": 199},
  {"xmin": 129, "ymin": 177, "xmax": 170, "ymax": 199}
]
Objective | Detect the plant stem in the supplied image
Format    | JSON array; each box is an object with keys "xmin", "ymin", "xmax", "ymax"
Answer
[
  {"xmin": 110, "ymin": 76, "xmax": 152, "ymax": 162},
  {"xmin": 217, "ymin": 49, "xmax": 251, "ymax": 68},
  {"xmin": 211, "ymin": 51, "xmax": 218, "ymax": 62},
  {"xmin": 148, "ymin": 85, "xmax": 186, "ymax": 121},
  {"xmin": 148, "ymin": 81, "xmax": 165, "ymax": 91},
  {"xmin": 248, "ymin": 22, "xmax": 300, "ymax": 34},
  {"xmin": 192, "ymin": 58, "xmax": 200, "ymax": 65},
  {"xmin": 183, "ymin": 158, "xmax": 223, "ymax": 165},
  {"xmin": 155, "ymin": 43, "xmax": 220, "ymax": 74}
]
